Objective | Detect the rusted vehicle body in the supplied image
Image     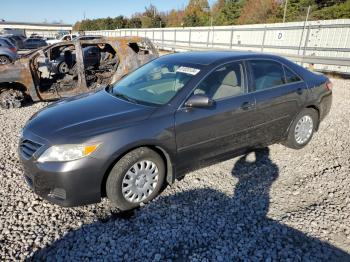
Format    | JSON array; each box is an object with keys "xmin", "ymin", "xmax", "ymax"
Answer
[{"xmin": 0, "ymin": 37, "xmax": 158, "ymax": 108}]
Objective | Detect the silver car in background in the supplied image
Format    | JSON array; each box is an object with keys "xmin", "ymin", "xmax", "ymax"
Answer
[
  {"xmin": 23, "ymin": 38, "xmax": 47, "ymax": 49},
  {"xmin": 0, "ymin": 38, "xmax": 17, "ymax": 64},
  {"xmin": 1, "ymin": 34, "xmax": 25, "ymax": 49}
]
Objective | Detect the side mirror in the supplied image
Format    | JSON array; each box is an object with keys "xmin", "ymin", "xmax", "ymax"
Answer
[{"xmin": 184, "ymin": 94, "xmax": 213, "ymax": 108}]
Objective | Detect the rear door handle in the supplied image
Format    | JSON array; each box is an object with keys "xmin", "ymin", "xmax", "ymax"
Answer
[{"xmin": 241, "ymin": 101, "xmax": 255, "ymax": 110}]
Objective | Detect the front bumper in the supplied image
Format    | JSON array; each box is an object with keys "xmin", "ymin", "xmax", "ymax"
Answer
[{"xmin": 19, "ymin": 136, "xmax": 104, "ymax": 207}]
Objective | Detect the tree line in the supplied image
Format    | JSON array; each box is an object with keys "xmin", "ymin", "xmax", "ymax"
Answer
[{"xmin": 73, "ymin": 0, "xmax": 350, "ymax": 31}]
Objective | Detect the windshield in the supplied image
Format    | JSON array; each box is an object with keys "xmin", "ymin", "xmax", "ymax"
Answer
[{"xmin": 111, "ymin": 60, "xmax": 199, "ymax": 106}]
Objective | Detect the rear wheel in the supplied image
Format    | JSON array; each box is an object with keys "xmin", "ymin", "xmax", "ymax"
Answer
[
  {"xmin": 106, "ymin": 147, "xmax": 165, "ymax": 211},
  {"xmin": 0, "ymin": 89, "xmax": 24, "ymax": 109},
  {"xmin": 0, "ymin": 55, "xmax": 11, "ymax": 65},
  {"xmin": 283, "ymin": 108, "xmax": 318, "ymax": 149}
]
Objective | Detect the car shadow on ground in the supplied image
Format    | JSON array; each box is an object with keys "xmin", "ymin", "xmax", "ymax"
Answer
[{"xmin": 29, "ymin": 148, "xmax": 350, "ymax": 261}]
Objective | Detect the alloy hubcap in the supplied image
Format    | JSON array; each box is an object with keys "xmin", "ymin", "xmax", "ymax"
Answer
[
  {"xmin": 294, "ymin": 115, "xmax": 313, "ymax": 144},
  {"xmin": 122, "ymin": 160, "xmax": 159, "ymax": 203},
  {"xmin": 0, "ymin": 56, "xmax": 10, "ymax": 65}
]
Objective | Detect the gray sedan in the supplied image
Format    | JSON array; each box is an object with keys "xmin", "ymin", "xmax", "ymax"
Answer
[{"xmin": 19, "ymin": 51, "xmax": 332, "ymax": 211}]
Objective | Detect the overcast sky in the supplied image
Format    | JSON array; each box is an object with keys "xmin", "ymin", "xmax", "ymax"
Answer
[{"xmin": 1, "ymin": 0, "xmax": 216, "ymax": 24}]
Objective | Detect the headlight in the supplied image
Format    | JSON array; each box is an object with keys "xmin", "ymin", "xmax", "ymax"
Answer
[{"xmin": 37, "ymin": 144, "xmax": 99, "ymax": 163}]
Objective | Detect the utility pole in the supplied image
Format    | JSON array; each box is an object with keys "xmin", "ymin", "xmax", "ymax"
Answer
[
  {"xmin": 298, "ymin": 5, "xmax": 311, "ymax": 55},
  {"xmin": 305, "ymin": 5, "xmax": 311, "ymax": 24},
  {"xmin": 283, "ymin": 0, "xmax": 288, "ymax": 23}
]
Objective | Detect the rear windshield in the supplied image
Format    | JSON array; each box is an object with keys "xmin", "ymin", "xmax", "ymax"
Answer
[{"xmin": 0, "ymin": 38, "xmax": 14, "ymax": 47}]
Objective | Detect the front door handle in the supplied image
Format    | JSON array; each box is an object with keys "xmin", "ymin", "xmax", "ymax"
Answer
[{"xmin": 241, "ymin": 101, "xmax": 255, "ymax": 110}]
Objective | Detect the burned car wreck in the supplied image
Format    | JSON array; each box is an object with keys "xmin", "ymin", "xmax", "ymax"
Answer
[{"xmin": 0, "ymin": 37, "xmax": 158, "ymax": 108}]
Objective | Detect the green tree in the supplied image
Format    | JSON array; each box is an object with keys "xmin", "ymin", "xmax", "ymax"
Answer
[
  {"xmin": 73, "ymin": 21, "xmax": 81, "ymax": 31},
  {"xmin": 126, "ymin": 17, "xmax": 142, "ymax": 28},
  {"xmin": 312, "ymin": 0, "xmax": 350, "ymax": 19},
  {"xmin": 164, "ymin": 9, "xmax": 185, "ymax": 27},
  {"xmin": 238, "ymin": 0, "xmax": 279, "ymax": 24},
  {"xmin": 72, "ymin": 0, "xmax": 350, "ymax": 31},
  {"xmin": 266, "ymin": 0, "xmax": 313, "ymax": 23},
  {"xmin": 183, "ymin": 0, "xmax": 210, "ymax": 26},
  {"xmin": 140, "ymin": 4, "xmax": 164, "ymax": 28},
  {"xmin": 112, "ymin": 16, "xmax": 127, "ymax": 29},
  {"xmin": 213, "ymin": 0, "xmax": 243, "ymax": 25},
  {"xmin": 315, "ymin": 0, "xmax": 347, "ymax": 7}
]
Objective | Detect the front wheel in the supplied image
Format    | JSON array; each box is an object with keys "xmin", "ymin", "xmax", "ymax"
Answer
[
  {"xmin": 283, "ymin": 108, "xmax": 318, "ymax": 149},
  {"xmin": 0, "ymin": 89, "xmax": 24, "ymax": 109},
  {"xmin": 106, "ymin": 147, "xmax": 165, "ymax": 211}
]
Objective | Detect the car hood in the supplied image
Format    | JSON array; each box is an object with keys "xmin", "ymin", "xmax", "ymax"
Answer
[{"xmin": 25, "ymin": 89, "xmax": 156, "ymax": 142}]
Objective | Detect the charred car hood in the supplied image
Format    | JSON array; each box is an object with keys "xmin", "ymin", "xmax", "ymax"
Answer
[{"xmin": 25, "ymin": 89, "xmax": 156, "ymax": 142}]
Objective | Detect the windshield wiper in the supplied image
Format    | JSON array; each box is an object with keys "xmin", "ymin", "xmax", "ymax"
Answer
[{"xmin": 113, "ymin": 91, "xmax": 139, "ymax": 104}]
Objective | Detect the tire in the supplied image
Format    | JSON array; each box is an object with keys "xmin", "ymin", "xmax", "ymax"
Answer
[
  {"xmin": 106, "ymin": 147, "xmax": 166, "ymax": 211},
  {"xmin": 0, "ymin": 89, "xmax": 24, "ymax": 109},
  {"xmin": 58, "ymin": 62, "xmax": 70, "ymax": 74},
  {"xmin": 283, "ymin": 108, "xmax": 318, "ymax": 149},
  {"xmin": 0, "ymin": 55, "xmax": 11, "ymax": 65}
]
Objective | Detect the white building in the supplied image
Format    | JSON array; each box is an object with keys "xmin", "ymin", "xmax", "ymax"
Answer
[{"xmin": 0, "ymin": 21, "xmax": 72, "ymax": 38}]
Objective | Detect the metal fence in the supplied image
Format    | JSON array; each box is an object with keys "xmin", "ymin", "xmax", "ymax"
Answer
[{"xmin": 86, "ymin": 19, "xmax": 350, "ymax": 74}]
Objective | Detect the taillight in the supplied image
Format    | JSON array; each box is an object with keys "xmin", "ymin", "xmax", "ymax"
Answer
[
  {"xmin": 10, "ymin": 47, "xmax": 17, "ymax": 52},
  {"xmin": 326, "ymin": 81, "xmax": 333, "ymax": 91}
]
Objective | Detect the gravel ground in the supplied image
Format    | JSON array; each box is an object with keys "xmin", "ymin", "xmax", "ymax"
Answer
[{"xmin": 0, "ymin": 78, "xmax": 349, "ymax": 261}]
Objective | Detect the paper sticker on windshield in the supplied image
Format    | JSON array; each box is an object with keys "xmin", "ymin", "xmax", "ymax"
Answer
[{"xmin": 176, "ymin": 66, "xmax": 200, "ymax": 75}]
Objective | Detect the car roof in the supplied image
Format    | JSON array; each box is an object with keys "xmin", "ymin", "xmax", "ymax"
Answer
[
  {"xmin": 27, "ymin": 38, "xmax": 44, "ymax": 41},
  {"xmin": 157, "ymin": 51, "xmax": 281, "ymax": 66}
]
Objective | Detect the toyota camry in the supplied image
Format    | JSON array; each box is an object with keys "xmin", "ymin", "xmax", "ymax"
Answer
[{"xmin": 19, "ymin": 51, "xmax": 332, "ymax": 210}]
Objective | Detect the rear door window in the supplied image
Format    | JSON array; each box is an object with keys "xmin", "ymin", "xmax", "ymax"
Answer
[
  {"xmin": 249, "ymin": 60, "xmax": 285, "ymax": 91},
  {"xmin": 3, "ymin": 38, "xmax": 13, "ymax": 46},
  {"xmin": 284, "ymin": 66, "xmax": 302, "ymax": 83}
]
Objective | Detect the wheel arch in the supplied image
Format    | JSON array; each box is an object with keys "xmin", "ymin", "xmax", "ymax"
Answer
[
  {"xmin": 100, "ymin": 144, "xmax": 175, "ymax": 198},
  {"xmin": 0, "ymin": 54, "xmax": 11, "ymax": 61},
  {"xmin": 0, "ymin": 82, "xmax": 29, "ymax": 94},
  {"xmin": 284, "ymin": 104, "xmax": 320, "ymax": 140},
  {"xmin": 305, "ymin": 104, "xmax": 320, "ymax": 131}
]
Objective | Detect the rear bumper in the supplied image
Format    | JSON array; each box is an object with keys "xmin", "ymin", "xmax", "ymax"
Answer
[
  {"xmin": 319, "ymin": 92, "xmax": 332, "ymax": 122},
  {"xmin": 19, "ymin": 153, "xmax": 104, "ymax": 207},
  {"xmin": 10, "ymin": 53, "xmax": 18, "ymax": 61}
]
